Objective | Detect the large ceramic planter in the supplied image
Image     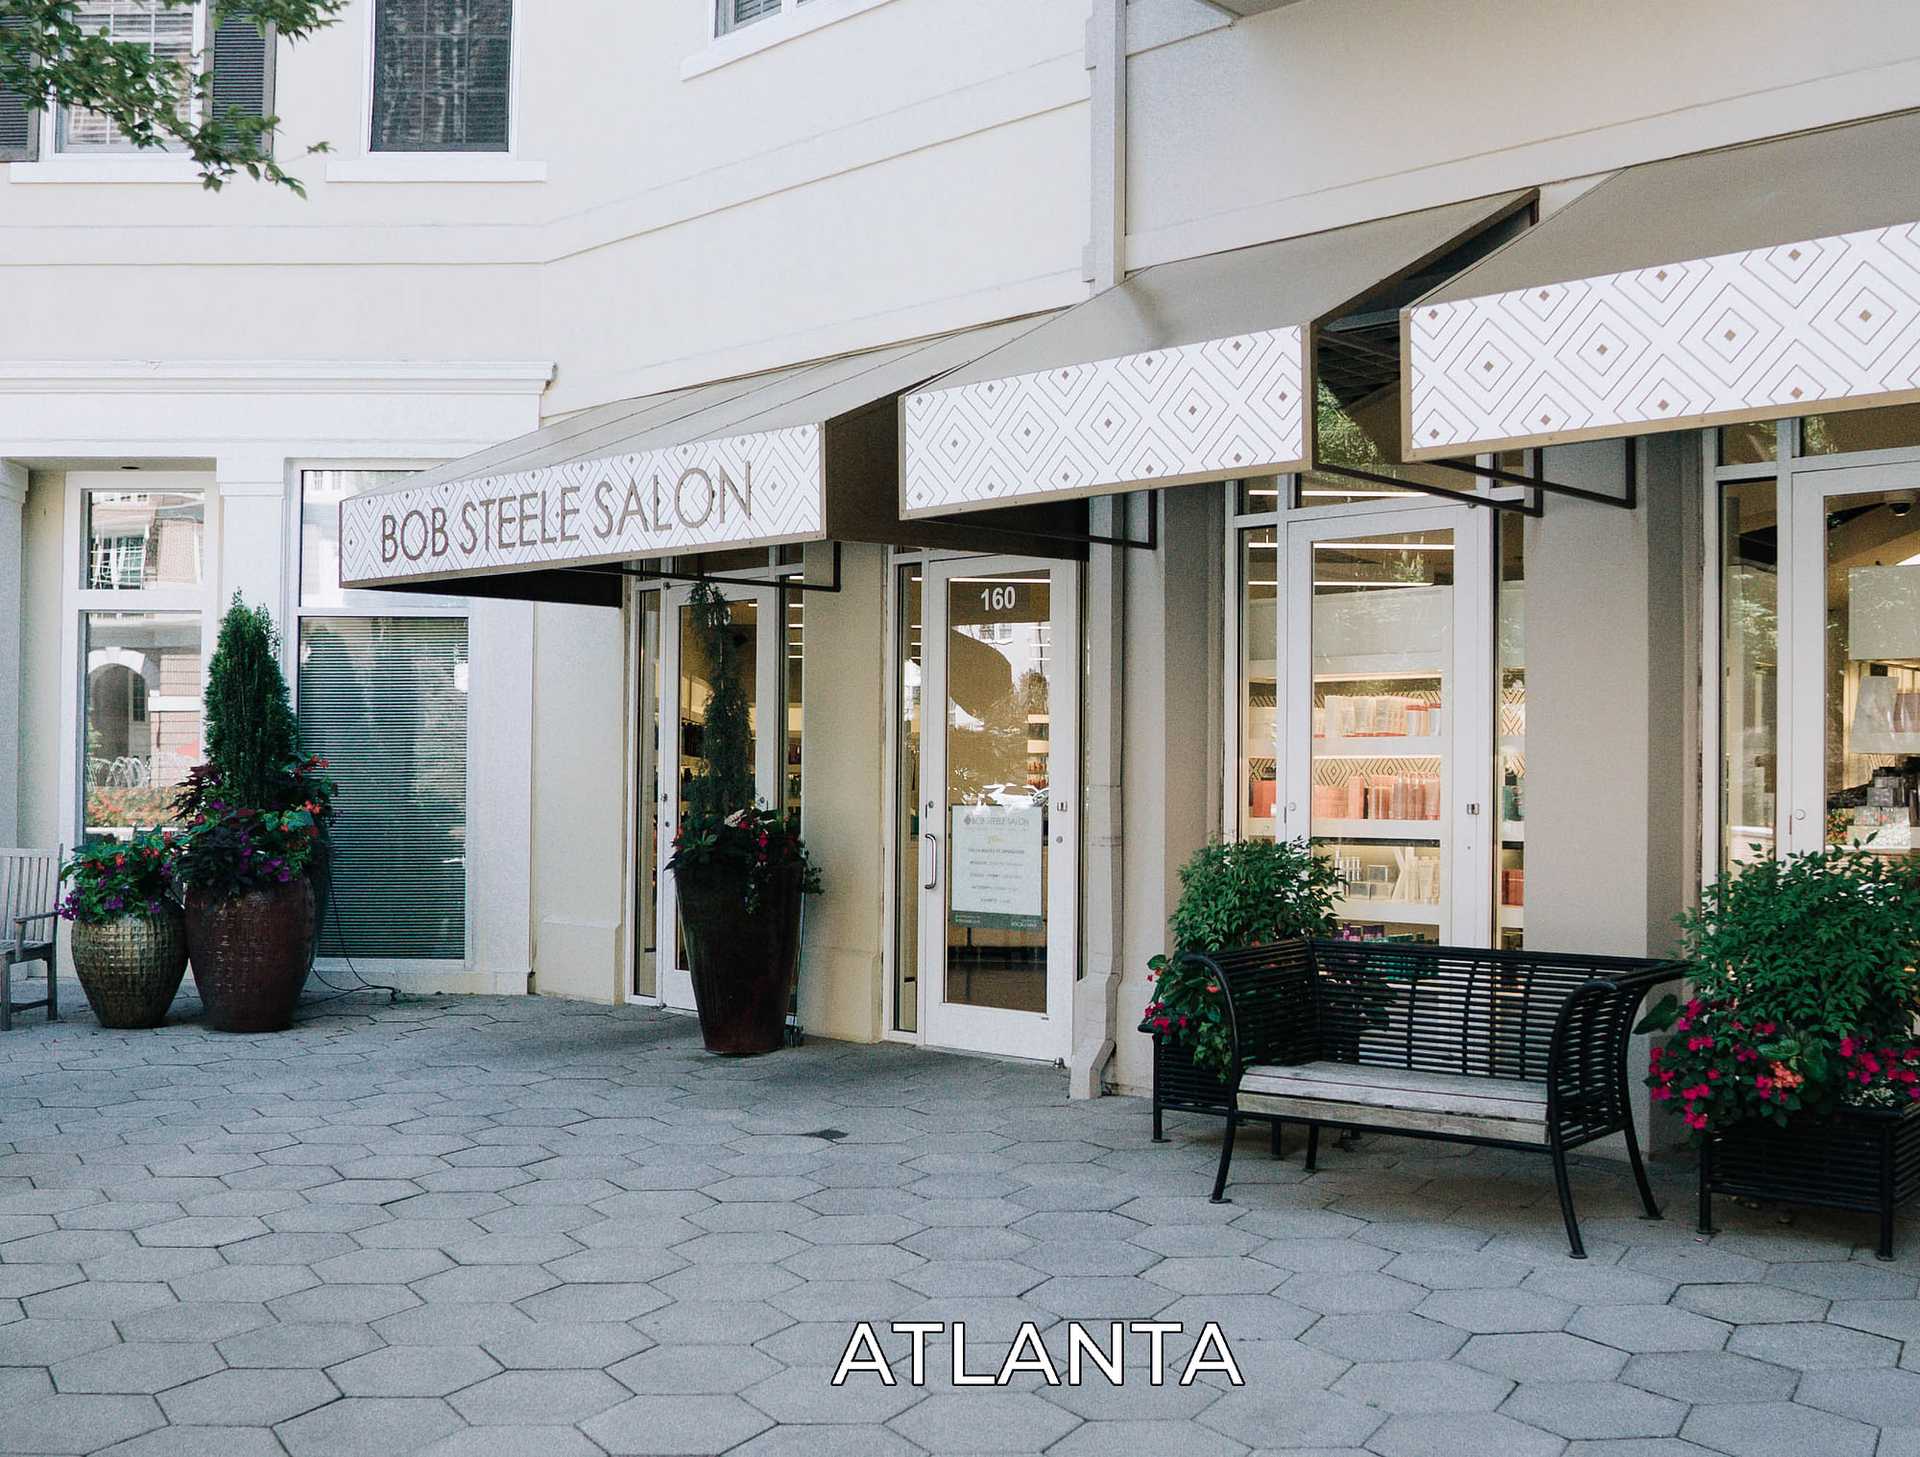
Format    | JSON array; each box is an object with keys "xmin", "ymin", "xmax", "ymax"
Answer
[
  {"xmin": 1700, "ymin": 1102, "xmax": 1920, "ymax": 1259},
  {"xmin": 674, "ymin": 860, "xmax": 803, "ymax": 1056},
  {"xmin": 70, "ymin": 908, "xmax": 188, "ymax": 1029},
  {"xmin": 184, "ymin": 878, "xmax": 316, "ymax": 1034}
]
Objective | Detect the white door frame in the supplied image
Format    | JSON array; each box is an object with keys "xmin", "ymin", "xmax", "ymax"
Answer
[
  {"xmin": 1783, "ymin": 457, "xmax": 1920, "ymax": 856},
  {"xmin": 654, "ymin": 579, "xmax": 788, "ymax": 1011},
  {"xmin": 918, "ymin": 555, "xmax": 1081, "ymax": 1062},
  {"xmin": 1277, "ymin": 502, "xmax": 1495, "ymax": 944}
]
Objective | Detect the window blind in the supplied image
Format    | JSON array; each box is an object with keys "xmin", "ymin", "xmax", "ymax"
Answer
[
  {"xmin": 718, "ymin": 0, "xmax": 783, "ymax": 33},
  {"xmin": 298, "ymin": 617, "xmax": 469, "ymax": 961},
  {"xmin": 0, "ymin": 15, "xmax": 38, "ymax": 162},
  {"xmin": 371, "ymin": 0, "xmax": 511, "ymax": 153}
]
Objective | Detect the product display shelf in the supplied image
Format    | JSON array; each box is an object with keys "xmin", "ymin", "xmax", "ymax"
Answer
[
  {"xmin": 1314, "ymin": 818, "xmax": 1443, "ymax": 842},
  {"xmin": 1314, "ymin": 733, "xmax": 1444, "ymax": 758},
  {"xmin": 1334, "ymin": 897, "xmax": 1442, "ymax": 926}
]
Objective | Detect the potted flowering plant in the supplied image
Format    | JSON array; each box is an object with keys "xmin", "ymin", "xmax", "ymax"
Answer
[
  {"xmin": 1141, "ymin": 837, "xmax": 1338, "ymax": 1136},
  {"xmin": 57, "ymin": 831, "xmax": 188, "ymax": 1028},
  {"xmin": 174, "ymin": 598, "xmax": 338, "ymax": 1033},
  {"xmin": 666, "ymin": 583, "xmax": 821, "ymax": 1055},
  {"xmin": 1637, "ymin": 845, "xmax": 1920, "ymax": 1257}
]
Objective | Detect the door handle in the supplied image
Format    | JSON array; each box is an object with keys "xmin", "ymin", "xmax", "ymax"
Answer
[{"xmin": 924, "ymin": 833, "xmax": 941, "ymax": 890}]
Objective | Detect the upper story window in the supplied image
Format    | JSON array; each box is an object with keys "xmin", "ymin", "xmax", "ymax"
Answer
[
  {"xmin": 58, "ymin": 0, "xmax": 200, "ymax": 152},
  {"xmin": 371, "ymin": 0, "xmax": 512, "ymax": 153},
  {"xmin": 716, "ymin": 0, "xmax": 810, "ymax": 36}
]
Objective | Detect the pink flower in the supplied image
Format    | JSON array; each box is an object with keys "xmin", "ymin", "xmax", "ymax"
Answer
[{"xmin": 1841, "ymin": 1036, "xmax": 1857, "ymax": 1058}]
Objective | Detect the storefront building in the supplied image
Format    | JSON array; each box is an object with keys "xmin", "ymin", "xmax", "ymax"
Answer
[{"xmin": 10, "ymin": 1, "xmax": 1920, "ymax": 1108}]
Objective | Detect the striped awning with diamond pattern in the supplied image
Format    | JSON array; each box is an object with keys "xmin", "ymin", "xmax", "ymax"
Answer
[
  {"xmin": 1402, "ymin": 111, "xmax": 1920, "ymax": 460},
  {"xmin": 899, "ymin": 192, "xmax": 1533, "ymax": 519}
]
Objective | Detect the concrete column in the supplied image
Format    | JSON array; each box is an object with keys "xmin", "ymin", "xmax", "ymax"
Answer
[
  {"xmin": 216, "ymin": 455, "xmax": 290, "ymax": 623},
  {"xmin": 794, "ymin": 541, "xmax": 887, "ymax": 1042},
  {"xmin": 1072, "ymin": 497, "xmax": 1128, "ymax": 1097},
  {"xmin": 0, "ymin": 461, "xmax": 25, "ymax": 845},
  {"xmin": 1110, "ymin": 484, "xmax": 1226, "ymax": 1096}
]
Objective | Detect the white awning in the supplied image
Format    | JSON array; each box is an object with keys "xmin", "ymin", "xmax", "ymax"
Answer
[
  {"xmin": 900, "ymin": 191, "xmax": 1532, "ymax": 519},
  {"xmin": 338, "ymin": 319, "xmax": 1041, "ymax": 592},
  {"xmin": 1402, "ymin": 110, "xmax": 1920, "ymax": 459}
]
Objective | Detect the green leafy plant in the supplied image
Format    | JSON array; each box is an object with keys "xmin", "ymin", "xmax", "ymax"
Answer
[
  {"xmin": 1638, "ymin": 846, "xmax": 1920, "ymax": 1138},
  {"xmin": 0, "ymin": 1, "xmax": 346, "ymax": 193},
  {"xmin": 172, "ymin": 754, "xmax": 336, "ymax": 902},
  {"xmin": 56, "ymin": 832, "xmax": 178, "ymax": 924},
  {"xmin": 203, "ymin": 596, "xmax": 300, "ymax": 810},
  {"xmin": 667, "ymin": 582, "xmax": 819, "ymax": 911},
  {"xmin": 1141, "ymin": 838, "xmax": 1340, "ymax": 1075}
]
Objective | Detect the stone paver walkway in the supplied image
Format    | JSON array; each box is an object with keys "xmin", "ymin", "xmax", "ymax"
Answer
[{"xmin": 0, "ymin": 983, "xmax": 1914, "ymax": 1455}]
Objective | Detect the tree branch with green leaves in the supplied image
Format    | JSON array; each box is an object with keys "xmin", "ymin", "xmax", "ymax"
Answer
[{"xmin": 0, "ymin": 0, "xmax": 344, "ymax": 193}]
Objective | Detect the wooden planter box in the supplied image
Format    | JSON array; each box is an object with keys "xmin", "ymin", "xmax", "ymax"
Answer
[{"xmin": 1700, "ymin": 1102, "xmax": 1920, "ymax": 1259}]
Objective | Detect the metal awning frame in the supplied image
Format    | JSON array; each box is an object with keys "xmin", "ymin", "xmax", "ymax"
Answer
[
  {"xmin": 910, "ymin": 492, "xmax": 1160, "ymax": 553},
  {"xmin": 1307, "ymin": 438, "xmax": 1636, "ymax": 519},
  {"xmin": 572, "ymin": 540, "xmax": 845, "ymax": 594}
]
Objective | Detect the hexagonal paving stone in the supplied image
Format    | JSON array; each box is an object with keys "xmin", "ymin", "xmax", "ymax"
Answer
[
  {"xmin": 1827, "ymin": 1297, "xmax": 1920, "ymax": 1341},
  {"xmin": 888, "ymin": 1391, "xmax": 1079, "ymax": 1454},
  {"xmin": 158, "ymin": 1367, "xmax": 338, "ymax": 1426},
  {"xmin": 1198, "ymin": 1386, "xmax": 1385, "ymax": 1450},
  {"xmin": 1794, "ymin": 1365, "xmax": 1920, "ymax": 1426},
  {"xmin": 0, "ymin": 1394, "xmax": 165, "ymax": 1455},
  {"xmin": 450, "ymin": 1368, "xmax": 629, "ymax": 1424},
  {"xmin": 1566, "ymin": 1302, "xmax": 1731, "ymax": 1353},
  {"xmin": 1458, "ymin": 1331, "xmax": 1625, "ymax": 1383},
  {"xmin": 1332, "ymin": 1358, "xmax": 1513, "ymax": 1413},
  {"xmin": 1621, "ymin": 1348, "xmax": 1799, "ymax": 1404},
  {"xmin": 1415, "ymin": 1287, "xmax": 1577, "ymax": 1335},
  {"xmin": 1727, "ymin": 1318, "xmax": 1900, "ymax": 1370},
  {"xmin": 481, "ymin": 1321, "xmax": 653, "ymax": 1370},
  {"xmin": 1672, "ymin": 1281, "xmax": 1829, "ymax": 1324},
  {"xmin": 581, "ymin": 1393, "xmax": 774, "ymax": 1456},
  {"xmin": 610, "ymin": 1343, "xmax": 784, "ymax": 1396},
  {"xmin": 740, "ymin": 1364, "xmax": 924, "ymax": 1424},
  {"xmin": 411, "ymin": 1427, "xmax": 606, "ymax": 1457},
  {"xmin": 50, "ymin": 1340, "xmax": 223, "ymax": 1395},
  {"xmin": 1501, "ymin": 1379, "xmax": 1687, "ymax": 1439},
  {"xmin": 276, "ymin": 1396, "xmax": 464, "ymax": 1457},
  {"xmin": 1048, "ymin": 1420, "xmax": 1247, "ymax": 1457},
  {"xmin": 218, "ymin": 1320, "xmax": 383, "ymax": 1370},
  {"xmin": 1680, "ymin": 1399, "xmax": 1878, "ymax": 1457},
  {"xmin": 328, "ymin": 1344, "xmax": 500, "ymax": 1397}
]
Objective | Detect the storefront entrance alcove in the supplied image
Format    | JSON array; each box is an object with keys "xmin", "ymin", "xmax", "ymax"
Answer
[{"xmin": 890, "ymin": 554, "xmax": 1082, "ymax": 1063}]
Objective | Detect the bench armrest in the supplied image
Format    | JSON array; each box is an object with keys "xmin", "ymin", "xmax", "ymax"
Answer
[
  {"xmin": 1546, "ymin": 961, "xmax": 1687, "ymax": 1138},
  {"xmin": 1188, "ymin": 941, "xmax": 1319, "ymax": 1081}
]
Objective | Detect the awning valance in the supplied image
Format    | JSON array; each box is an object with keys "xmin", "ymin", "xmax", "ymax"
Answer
[
  {"xmin": 1403, "ymin": 110, "xmax": 1920, "ymax": 459},
  {"xmin": 900, "ymin": 191, "xmax": 1533, "ymax": 519},
  {"xmin": 338, "ymin": 319, "xmax": 1042, "ymax": 593}
]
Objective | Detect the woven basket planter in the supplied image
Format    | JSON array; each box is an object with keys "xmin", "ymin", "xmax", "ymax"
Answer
[
  {"xmin": 1701, "ymin": 1102, "xmax": 1920, "ymax": 1260},
  {"xmin": 70, "ymin": 909, "xmax": 189, "ymax": 1029}
]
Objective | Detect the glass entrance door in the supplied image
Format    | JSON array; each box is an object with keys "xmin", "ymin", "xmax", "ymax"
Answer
[
  {"xmin": 1786, "ymin": 463, "xmax": 1920, "ymax": 860},
  {"xmin": 655, "ymin": 582, "xmax": 788, "ymax": 1011},
  {"xmin": 917, "ymin": 557, "xmax": 1079, "ymax": 1061},
  {"xmin": 1279, "ymin": 507, "xmax": 1493, "ymax": 942}
]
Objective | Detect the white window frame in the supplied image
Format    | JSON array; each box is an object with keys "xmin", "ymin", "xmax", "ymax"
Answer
[
  {"xmin": 58, "ymin": 471, "xmax": 218, "ymax": 850},
  {"xmin": 49, "ymin": 0, "xmax": 207, "ymax": 155},
  {"xmin": 354, "ymin": 0, "xmax": 523, "ymax": 166},
  {"xmin": 688, "ymin": 0, "xmax": 899, "ymax": 80},
  {"xmin": 290, "ymin": 461, "xmax": 479, "ymax": 979}
]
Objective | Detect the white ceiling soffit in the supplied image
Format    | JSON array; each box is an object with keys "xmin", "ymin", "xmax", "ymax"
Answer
[
  {"xmin": 901, "ymin": 191, "xmax": 1530, "ymax": 519},
  {"xmin": 1196, "ymin": 0, "xmax": 1314, "ymax": 16},
  {"xmin": 336, "ymin": 319, "xmax": 1037, "ymax": 590},
  {"xmin": 1403, "ymin": 109, "xmax": 1920, "ymax": 460}
]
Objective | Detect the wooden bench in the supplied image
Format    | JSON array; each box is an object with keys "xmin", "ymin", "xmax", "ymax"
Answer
[
  {"xmin": 0, "ymin": 849, "xmax": 61, "ymax": 1031},
  {"xmin": 1191, "ymin": 937, "xmax": 1685, "ymax": 1258}
]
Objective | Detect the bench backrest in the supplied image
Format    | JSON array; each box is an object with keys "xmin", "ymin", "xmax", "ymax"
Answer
[{"xmin": 0, "ymin": 849, "xmax": 60, "ymax": 946}]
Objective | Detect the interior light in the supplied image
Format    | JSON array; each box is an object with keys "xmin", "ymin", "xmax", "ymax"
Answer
[{"xmin": 1313, "ymin": 541, "xmax": 1455, "ymax": 551}]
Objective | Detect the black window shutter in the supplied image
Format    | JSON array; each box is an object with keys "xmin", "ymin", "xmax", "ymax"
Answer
[
  {"xmin": 0, "ymin": 16, "xmax": 40, "ymax": 163},
  {"xmin": 210, "ymin": 14, "xmax": 276, "ymax": 133}
]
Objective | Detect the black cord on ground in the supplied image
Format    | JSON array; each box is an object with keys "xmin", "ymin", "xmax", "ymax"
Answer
[{"xmin": 299, "ymin": 868, "xmax": 403, "ymax": 1008}]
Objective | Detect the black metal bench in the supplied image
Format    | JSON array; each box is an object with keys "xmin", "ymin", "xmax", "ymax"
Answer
[{"xmin": 1192, "ymin": 937, "xmax": 1685, "ymax": 1258}]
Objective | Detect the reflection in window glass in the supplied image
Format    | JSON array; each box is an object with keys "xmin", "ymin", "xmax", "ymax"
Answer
[
  {"xmin": 784, "ymin": 595, "xmax": 803, "ymax": 820},
  {"xmin": 84, "ymin": 492, "xmax": 204, "ymax": 591},
  {"xmin": 300, "ymin": 470, "xmax": 427, "ymax": 610},
  {"xmin": 1721, "ymin": 479, "xmax": 1778, "ymax": 872},
  {"xmin": 1496, "ymin": 518, "xmax": 1525, "ymax": 947},
  {"xmin": 1802, "ymin": 402, "xmax": 1920, "ymax": 458},
  {"xmin": 1822, "ymin": 488, "xmax": 1920, "ymax": 857},
  {"xmin": 1238, "ymin": 527, "xmax": 1277, "ymax": 838},
  {"xmin": 1717, "ymin": 422, "xmax": 1778, "ymax": 467},
  {"xmin": 83, "ymin": 612, "xmax": 202, "ymax": 839},
  {"xmin": 298, "ymin": 618, "xmax": 469, "ymax": 959},
  {"xmin": 635, "ymin": 592, "xmax": 661, "ymax": 998},
  {"xmin": 60, "ymin": 1, "xmax": 196, "ymax": 151}
]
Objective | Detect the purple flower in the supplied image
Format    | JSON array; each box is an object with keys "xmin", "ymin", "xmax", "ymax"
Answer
[{"xmin": 104, "ymin": 895, "xmax": 123, "ymax": 911}]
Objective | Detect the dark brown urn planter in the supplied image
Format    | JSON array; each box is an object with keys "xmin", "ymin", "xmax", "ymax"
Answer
[
  {"xmin": 70, "ymin": 908, "xmax": 189, "ymax": 1029},
  {"xmin": 675, "ymin": 860, "xmax": 803, "ymax": 1056},
  {"xmin": 184, "ymin": 878, "xmax": 317, "ymax": 1033}
]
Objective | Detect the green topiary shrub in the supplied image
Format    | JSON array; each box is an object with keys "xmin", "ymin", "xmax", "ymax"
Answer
[{"xmin": 202, "ymin": 595, "xmax": 299, "ymax": 809}]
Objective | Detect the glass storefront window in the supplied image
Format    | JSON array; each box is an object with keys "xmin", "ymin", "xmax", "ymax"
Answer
[
  {"xmin": 893, "ymin": 566, "xmax": 923, "ymax": 1033},
  {"xmin": 1718, "ymin": 422, "xmax": 1778, "ymax": 467},
  {"xmin": 298, "ymin": 618, "xmax": 470, "ymax": 960},
  {"xmin": 1309, "ymin": 529, "xmax": 1453, "ymax": 942},
  {"xmin": 1496, "ymin": 518, "xmax": 1525, "ymax": 947},
  {"xmin": 1802, "ymin": 402, "xmax": 1920, "ymax": 458},
  {"xmin": 784, "ymin": 596, "xmax": 804, "ymax": 820},
  {"xmin": 300, "ymin": 469, "xmax": 433, "ymax": 611},
  {"xmin": 1238, "ymin": 527, "xmax": 1278, "ymax": 837},
  {"xmin": 635, "ymin": 591, "xmax": 662, "ymax": 998},
  {"xmin": 82, "ymin": 612, "xmax": 202, "ymax": 839},
  {"xmin": 83, "ymin": 491, "xmax": 204, "ymax": 591},
  {"xmin": 1822, "ymin": 486, "xmax": 1920, "ymax": 856},
  {"xmin": 1721, "ymin": 479, "xmax": 1779, "ymax": 871}
]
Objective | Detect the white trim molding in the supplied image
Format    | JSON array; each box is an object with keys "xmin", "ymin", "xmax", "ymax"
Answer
[
  {"xmin": 8, "ymin": 158, "xmax": 205, "ymax": 185},
  {"xmin": 324, "ymin": 156, "xmax": 548, "ymax": 185},
  {"xmin": 0, "ymin": 361, "xmax": 555, "ymax": 396},
  {"xmin": 685, "ymin": 0, "xmax": 900, "ymax": 79}
]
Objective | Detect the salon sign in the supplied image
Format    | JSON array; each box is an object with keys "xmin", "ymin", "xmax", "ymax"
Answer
[{"xmin": 338, "ymin": 424, "xmax": 825, "ymax": 587}]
